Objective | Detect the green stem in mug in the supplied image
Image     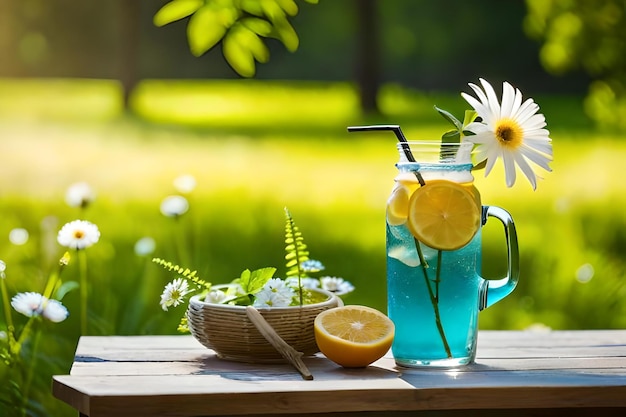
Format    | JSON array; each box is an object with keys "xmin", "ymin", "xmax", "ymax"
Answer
[{"xmin": 414, "ymin": 238, "xmax": 452, "ymax": 358}]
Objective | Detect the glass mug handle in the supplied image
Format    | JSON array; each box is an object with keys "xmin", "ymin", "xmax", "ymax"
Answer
[{"xmin": 478, "ymin": 205, "xmax": 520, "ymax": 311}]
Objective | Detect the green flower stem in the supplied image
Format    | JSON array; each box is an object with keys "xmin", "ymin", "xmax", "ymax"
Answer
[
  {"xmin": 414, "ymin": 238, "xmax": 452, "ymax": 358},
  {"xmin": 0, "ymin": 276, "xmax": 17, "ymax": 352},
  {"xmin": 20, "ymin": 319, "xmax": 42, "ymax": 417},
  {"xmin": 78, "ymin": 249, "xmax": 88, "ymax": 335}
]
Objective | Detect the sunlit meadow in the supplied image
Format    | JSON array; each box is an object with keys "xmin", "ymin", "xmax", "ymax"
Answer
[{"xmin": 1, "ymin": 78, "xmax": 626, "ymax": 415}]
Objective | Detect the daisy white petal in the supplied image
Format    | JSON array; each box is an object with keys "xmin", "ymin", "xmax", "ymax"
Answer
[
  {"xmin": 462, "ymin": 79, "xmax": 553, "ymax": 188},
  {"xmin": 57, "ymin": 220, "xmax": 100, "ymax": 250},
  {"xmin": 512, "ymin": 152, "xmax": 538, "ymax": 190},
  {"xmin": 502, "ymin": 151, "xmax": 517, "ymax": 188},
  {"xmin": 42, "ymin": 299, "xmax": 69, "ymax": 323},
  {"xmin": 160, "ymin": 195, "xmax": 189, "ymax": 217},
  {"xmin": 479, "ymin": 78, "xmax": 501, "ymax": 117},
  {"xmin": 65, "ymin": 182, "xmax": 96, "ymax": 208},
  {"xmin": 500, "ymin": 82, "xmax": 516, "ymax": 117},
  {"xmin": 11, "ymin": 292, "xmax": 44, "ymax": 317},
  {"xmin": 9, "ymin": 228, "xmax": 29, "ymax": 245},
  {"xmin": 320, "ymin": 276, "xmax": 355, "ymax": 295},
  {"xmin": 520, "ymin": 146, "xmax": 553, "ymax": 171},
  {"xmin": 159, "ymin": 278, "xmax": 191, "ymax": 311}
]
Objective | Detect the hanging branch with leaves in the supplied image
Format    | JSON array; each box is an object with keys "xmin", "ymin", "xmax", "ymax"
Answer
[{"xmin": 154, "ymin": 0, "xmax": 319, "ymax": 78}]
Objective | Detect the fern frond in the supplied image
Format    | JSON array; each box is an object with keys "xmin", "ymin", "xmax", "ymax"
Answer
[
  {"xmin": 177, "ymin": 316, "xmax": 189, "ymax": 333},
  {"xmin": 284, "ymin": 207, "xmax": 311, "ymax": 305},
  {"xmin": 152, "ymin": 258, "xmax": 211, "ymax": 290}
]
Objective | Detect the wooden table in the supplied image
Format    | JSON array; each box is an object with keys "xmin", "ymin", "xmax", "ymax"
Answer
[{"xmin": 53, "ymin": 330, "xmax": 626, "ymax": 417}]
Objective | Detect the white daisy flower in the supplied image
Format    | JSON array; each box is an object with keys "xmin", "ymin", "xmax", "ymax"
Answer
[
  {"xmin": 42, "ymin": 299, "xmax": 69, "ymax": 323},
  {"xmin": 253, "ymin": 279, "xmax": 295, "ymax": 307},
  {"xmin": 134, "ymin": 237, "xmax": 156, "ymax": 256},
  {"xmin": 300, "ymin": 260, "xmax": 325, "ymax": 273},
  {"xmin": 57, "ymin": 220, "xmax": 100, "ymax": 250},
  {"xmin": 9, "ymin": 228, "xmax": 29, "ymax": 245},
  {"xmin": 0, "ymin": 260, "xmax": 6, "ymax": 279},
  {"xmin": 65, "ymin": 182, "xmax": 96, "ymax": 208},
  {"xmin": 461, "ymin": 78, "xmax": 553, "ymax": 190},
  {"xmin": 206, "ymin": 289, "xmax": 228, "ymax": 304},
  {"xmin": 11, "ymin": 292, "xmax": 45, "ymax": 317},
  {"xmin": 173, "ymin": 174, "xmax": 197, "ymax": 194},
  {"xmin": 286, "ymin": 277, "xmax": 320, "ymax": 289},
  {"xmin": 320, "ymin": 276, "xmax": 355, "ymax": 295},
  {"xmin": 160, "ymin": 195, "xmax": 189, "ymax": 217},
  {"xmin": 160, "ymin": 278, "xmax": 191, "ymax": 311}
]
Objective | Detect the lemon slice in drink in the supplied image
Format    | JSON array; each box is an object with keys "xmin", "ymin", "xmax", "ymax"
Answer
[
  {"xmin": 314, "ymin": 305, "xmax": 395, "ymax": 368},
  {"xmin": 407, "ymin": 180, "xmax": 481, "ymax": 251},
  {"xmin": 386, "ymin": 184, "xmax": 410, "ymax": 226}
]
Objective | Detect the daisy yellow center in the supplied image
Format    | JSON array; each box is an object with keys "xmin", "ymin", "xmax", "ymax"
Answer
[
  {"xmin": 73, "ymin": 230, "xmax": 85, "ymax": 239},
  {"xmin": 495, "ymin": 118, "xmax": 523, "ymax": 148}
]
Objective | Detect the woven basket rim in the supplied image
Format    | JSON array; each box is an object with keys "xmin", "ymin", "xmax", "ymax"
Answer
[{"xmin": 189, "ymin": 287, "xmax": 339, "ymax": 311}]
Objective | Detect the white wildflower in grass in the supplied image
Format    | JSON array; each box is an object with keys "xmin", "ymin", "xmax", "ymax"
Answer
[
  {"xmin": 9, "ymin": 228, "xmax": 29, "ymax": 245},
  {"xmin": 461, "ymin": 78, "xmax": 553, "ymax": 189},
  {"xmin": 206, "ymin": 289, "xmax": 228, "ymax": 304},
  {"xmin": 11, "ymin": 292, "xmax": 45, "ymax": 318},
  {"xmin": 57, "ymin": 220, "xmax": 100, "ymax": 250},
  {"xmin": 65, "ymin": 181, "xmax": 96, "ymax": 208},
  {"xmin": 300, "ymin": 259, "xmax": 325, "ymax": 273},
  {"xmin": 42, "ymin": 299, "xmax": 69, "ymax": 323},
  {"xmin": 160, "ymin": 195, "xmax": 189, "ymax": 217},
  {"xmin": 173, "ymin": 174, "xmax": 197, "ymax": 194},
  {"xmin": 0, "ymin": 259, "xmax": 6, "ymax": 278},
  {"xmin": 134, "ymin": 237, "xmax": 156, "ymax": 256},
  {"xmin": 160, "ymin": 278, "xmax": 192, "ymax": 311},
  {"xmin": 286, "ymin": 277, "xmax": 320, "ymax": 289},
  {"xmin": 320, "ymin": 276, "xmax": 355, "ymax": 296},
  {"xmin": 253, "ymin": 278, "xmax": 295, "ymax": 307}
]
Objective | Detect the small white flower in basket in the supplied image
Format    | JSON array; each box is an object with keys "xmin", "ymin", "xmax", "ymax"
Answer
[{"xmin": 152, "ymin": 208, "xmax": 354, "ymax": 377}]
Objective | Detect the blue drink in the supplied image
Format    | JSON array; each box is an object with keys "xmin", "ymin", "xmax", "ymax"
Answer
[
  {"xmin": 385, "ymin": 141, "xmax": 519, "ymax": 368},
  {"xmin": 387, "ymin": 223, "xmax": 482, "ymax": 366}
]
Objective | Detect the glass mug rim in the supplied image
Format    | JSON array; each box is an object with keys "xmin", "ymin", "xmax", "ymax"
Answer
[{"xmin": 396, "ymin": 141, "xmax": 474, "ymax": 165}]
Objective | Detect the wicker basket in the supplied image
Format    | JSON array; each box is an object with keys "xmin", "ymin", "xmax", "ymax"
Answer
[{"xmin": 187, "ymin": 288, "xmax": 342, "ymax": 363}]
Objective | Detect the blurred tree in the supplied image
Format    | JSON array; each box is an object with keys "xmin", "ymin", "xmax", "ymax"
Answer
[
  {"xmin": 524, "ymin": 0, "xmax": 626, "ymax": 130},
  {"xmin": 153, "ymin": 0, "xmax": 318, "ymax": 78},
  {"xmin": 354, "ymin": 0, "xmax": 381, "ymax": 114},
  {"xmin": 119, "ymin": 0, "xmax": 141, "ymax": 108}
]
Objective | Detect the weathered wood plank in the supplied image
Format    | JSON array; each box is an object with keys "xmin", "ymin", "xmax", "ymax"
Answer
[
  {"xmin": 53, "ymin": 331, "xmax": 626, "ymax": 417},
  {"xmin": 67, "ymin": 355, "xmax": 626, "ymax": 377}
]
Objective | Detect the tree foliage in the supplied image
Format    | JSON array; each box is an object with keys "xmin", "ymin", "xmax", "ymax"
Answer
[
  {"xmin": 154, "ymin": 0, "xmax": 318, "ymax": 78},
  {"xmin": 524, "ymin": 0, "xmax": 626, "ymax": 130}
]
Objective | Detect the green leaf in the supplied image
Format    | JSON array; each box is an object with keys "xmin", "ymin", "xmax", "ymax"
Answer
[
  {"xmin": 472, "ymin": 159, "xmax": 488, "ymax": 171},
  {"xmin": 434, "ymin": 105, "xmax": 463, "ymax": 132},
  {"xmin": 154, "ymin": 0, "xmax": 204, "ymax": 27},
  {"xmin": 462, "ymin": 109, "xmax": 478, "ymax": 127},
  {"xmin": 188, "ymin": 4, "xmax": 239, "ymax": 55},
  {"xmin": 261, "ymin": 0, "xmax": 287, "ymax": 22},
  {"xmin": 55, "ymin": 281, "xmax": 79, "ymax": 300},
  {"xmin": 442, "ymin": 129, "xmax": 460, "ymax": 144},
  {"xmin": 243, "ymin": 267, "xmax": 276, "ymax": 294},
  {"xmin": 273, "ymin": 19, "xmax": 299, "ymax": 51},
  {"xmin": 223, "ymin": 28, "xmax": 257, "ymax": 77},
  {"xmin": 241, "ymin": 0, "xmax": 264, "ymax": 16},
  {"xmin": 240, "ymin": 17, "xmax": 273, "ymax": 37},
  {"xmin": 304, "ymin": 0, "xmax": 319, "ymax": 3},
  {"xmin": 241, "ymin": 27, "xmax": 270, "ymax": 63},
  {"xmin": 276, "ymin": 0, "xmax": 299, "ymax": 16},
  {"xmin": 237, "ymin": 269, "xmax": 252, "ymax": 291},
  {"xmin": 187, "ymin": 6, "xmax": 229, "ymax": 56}
]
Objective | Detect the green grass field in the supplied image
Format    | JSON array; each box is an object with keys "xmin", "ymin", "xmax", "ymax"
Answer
[{"xmin": 1, "ymin": 78, "xmax": 626, "ymax": 416}]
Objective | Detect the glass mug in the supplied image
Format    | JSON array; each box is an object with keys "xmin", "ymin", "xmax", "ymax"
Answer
[{"xmin": 385, "ymin": 141, "xmax": 519, "ymax": 368}]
